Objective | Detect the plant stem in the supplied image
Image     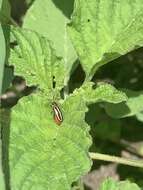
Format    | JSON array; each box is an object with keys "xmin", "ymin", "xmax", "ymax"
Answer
[{"xmin": 89, "ymin": 152, "xmax": 143, "ymax": 168}]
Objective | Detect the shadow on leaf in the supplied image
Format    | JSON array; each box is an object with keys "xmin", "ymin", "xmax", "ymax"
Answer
[{"xmin": 52, "ymin": 0, "xmax": 74, "ymax": 19}]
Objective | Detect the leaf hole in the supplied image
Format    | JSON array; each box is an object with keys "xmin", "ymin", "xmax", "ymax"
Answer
[
  {"xmin": 10, "ymin": 40, "xmax": 18, "ymax": 49},
  {"xmin": 52, "ymin": 76, "xmax": 56, "ymax": 89}
]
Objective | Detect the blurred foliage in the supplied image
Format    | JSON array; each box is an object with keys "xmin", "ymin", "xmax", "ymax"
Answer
[{"xmin": 99, "ymin": 178, "xmax": 141, "ymax": 190}]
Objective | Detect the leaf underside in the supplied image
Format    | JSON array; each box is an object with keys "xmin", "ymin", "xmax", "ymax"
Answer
[{"xmin": 104, "ymin": 89, "xmax": 143, "ymax": 118}]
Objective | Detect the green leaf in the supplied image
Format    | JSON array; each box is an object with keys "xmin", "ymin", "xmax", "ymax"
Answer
[
  {"xmin": 0, "ymin": 2, "xmax": 6, "ymax": 190},
  {"xmin": 0, "ymin": 26, "xmax": 5, "ymax": 94},
  {"xmin": 8, "ymin": 82, "xmax": 126, "ymax": 190},
  {"xmin": 0, "ymin": 0, "xmax": 2, "ymax": 10},
  {"xmin": 99, "ymin": 178, "xmax": 118, "ymax": 190},
  {"xmin": 9, "ymin": 94, "xmax": 92, "ymax": 190},
  {"xmin": 23, "ymin": 0, "xmax": 77, "ymax": 82},
  {"xmin": 99, "ymin": 178, "xmax": 141, "ymax": 190},
  {"xmin": 9, "ymin": 27, "xmax": 92, "ymax": 190},
  {"xmin": 0, "ymin": 0, "xmax": 6, "ymax": 94},
  {"xmin": 68, "ymin": 0, "xmax": 143, "ymax": 78},
  {"xmin": 136, "ymin": 111, "xmax": 143, "ymax": 123},
  {"xmin": 74, "ymin": 82, "xmax": 127, "ymax": 104},
  {"xmin": 2, "ymin": 65, "xmax": 13, "ymax": 92},
  {"xmin": 104, "ymin": 90, "xmax": 143, "ymax": 118},
  {"xmin": 9, "ymin": 27, "xmax": 65, "ymax": 97}
]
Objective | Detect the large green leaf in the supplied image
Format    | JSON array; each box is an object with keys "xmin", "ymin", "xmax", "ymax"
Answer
[
  {"xmin": 23, "ymin": 0, "xmax": 77, "ymax": 83},
  {"xmin": 99, "ymin": 178, "xmax": 140, "ymax": 190},
  {"xmin": 68, "ymin": 0, "xmax": 143, "ymax": 78},
  {"xmin": 9, "ymin": 95, "xmax": 92, "ymax": 190},
  {"xmin": 74, "ymin": 82, "xmax": 127, "ymax": 104},
  {"xmin": 104, "ymin": 90, "xmax": 143, "ymax": 118},
  {"xmin": 9, "ymin": 27, "xmax": 65, "ymax": 97},
  {"xmin": 9, "ymin": 27, "xmax": 91, "ymax": 190},
  {"xmin": 9, "ymin": 27, "xmax": 128, "ymax": 190},
  {"xmin": 9, "ymin": 83, "xmax": 126, "ymax": 190}
]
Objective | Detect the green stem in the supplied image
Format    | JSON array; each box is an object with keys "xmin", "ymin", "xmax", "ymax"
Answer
[{"xmin": 89, "ymin": 152, "xmax": 143, "ymax": 168}]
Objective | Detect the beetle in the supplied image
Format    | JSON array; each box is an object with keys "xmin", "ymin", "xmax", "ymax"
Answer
[{"xmin": 51, "ymin": 102, "xmax": 63, "ymax": 125}]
